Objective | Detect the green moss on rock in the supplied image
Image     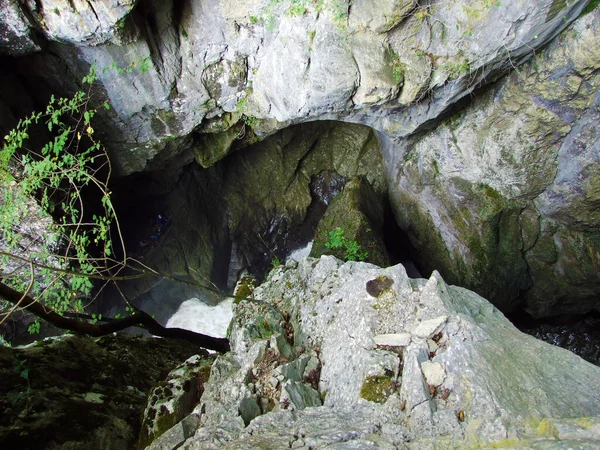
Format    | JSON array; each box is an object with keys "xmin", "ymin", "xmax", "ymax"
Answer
[{"xmin": 359, "ymin": 375, "xmax": 397, "ymax": 404}]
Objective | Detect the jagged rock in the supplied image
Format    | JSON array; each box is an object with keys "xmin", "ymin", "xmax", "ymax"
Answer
[
  {"xmin": 0, "ymin": 0, "xmax": 598, "ymax": 319},
  {"xmin": 138, "ymin": 354, "xmax": 213, "ymax": 449},
  {"xmin": 0, "ymin": 0, "xmax": 583, "ymax": 172},
  {"xmin": 156, "ymin": 256, "xmax": 600, "ymax": 448},
  {"xmin": 0, "ymin": 333, "xmax": 204, "ymax": 450}
]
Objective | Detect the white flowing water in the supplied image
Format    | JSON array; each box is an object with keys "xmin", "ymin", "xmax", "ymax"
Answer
[
  {"xmin": 166, "ymin": 297, "xmax": 234, "ymax": 338},
  {"xmin": 287, "ymin": 241, "xmax": 313, "ymax": 262}
]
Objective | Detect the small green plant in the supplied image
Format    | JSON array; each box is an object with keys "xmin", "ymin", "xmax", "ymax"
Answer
[
  {"xmin": 10, "ymin": 358, "xmax": 31, "ymax": 407},
  {"xmin": 583, "ymin": 0, "xmax": 600, "ymax": 15},
  {"xmin": 325, "ymin": 227, "xmax": 368, "ymax": 261},
  {"xmin": 243, "ymin": 114, "xmax": 259, "ymax": 129},
  {"xmin": 271, "ymin": 256, "xmax": 281, "ymax": 269},
  {"xmin": 388, "ymin": 49, "xmax": 405, "ymax": 84},
  {"xmin": 27, "ymin": 319, "xmax": 40, "ymax": 335},
  {"xmin": 288, "ymin": 0, "xmax": 308, "ymax": 16},
  {"xmin": 256, "ymin": 319, "xmax": 274, "ymax": 338},
  {"xmin": 439, "ymin": 53, "xmax": 471, "ymax": 79},
  {"xmin": 91, "ymin": 313, "xmax": 102, "ymax": 324}
]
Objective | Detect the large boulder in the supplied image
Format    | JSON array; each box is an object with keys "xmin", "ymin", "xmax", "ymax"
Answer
[
  {"xmin": 138, "ymin": 354, "xmax": 213, "ymax": 449},
  {"xmin": 148, "ymin": 256, "xmax": 600, "ymax": 448},
  {"xmin": 310, "ymin": 177, "xmax": 390, "ymax": 267}
]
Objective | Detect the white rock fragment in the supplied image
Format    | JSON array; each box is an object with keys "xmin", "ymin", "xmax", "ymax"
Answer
[
  {"xmin": 421, "ymin": 361, "xmax": 446, "ymax": 387},
  {"xmin": 412, "ymin": 316, "xmax": 448, "ymax": 338},
  {"xmin": 427, "ymin": 339, "xmax": 439, "ymax": 353},
  {"xmin": 374, "ymin": 333, "xmax": 412, "ymax": 347},
  {"xmin": 83, "ymin": 392, "xmax": 104, "ymax": 404}
]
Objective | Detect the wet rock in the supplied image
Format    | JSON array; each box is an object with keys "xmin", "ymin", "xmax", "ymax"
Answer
[
  {"xmin": 386, "ymin": 9, "xmax": 600, "ymax": 316},
  {"xmin": 310, "ymin": 177, "xmax": 390, "ymax": 267}
]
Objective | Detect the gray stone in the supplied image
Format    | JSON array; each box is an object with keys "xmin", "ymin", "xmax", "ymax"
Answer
[
  {"xmin": 420, "ymin": 361, "xmax": 445, "ymax": 387},
  {"xmin": 171, "ymin": 258, "xmax": 600, "ymax": 448},
  {"xmin": 412, "ymin": 316, "xmax": 447, "ymax": 339},
  {"xmin": 147, "ymin": 414, "xmax": 200, "ymax": 450},
  {"xmin": 374, "ymin": 333, "xmax": 412, "ymax": 347},
  {"xmin": 238, "ymin": 397, "xmax": 261, "ymax": 426},
  {"xmin": 281, "ymin": 379, "xmax": 323, "ymax": 410}
]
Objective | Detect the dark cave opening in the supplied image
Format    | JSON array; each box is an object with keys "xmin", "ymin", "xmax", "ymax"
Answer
[{"xmin": 381, "ymin": 197, "xmax": 425, "ymax": 279}]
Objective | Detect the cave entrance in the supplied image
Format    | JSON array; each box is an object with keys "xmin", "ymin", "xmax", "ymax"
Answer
[{"xmin": 108, "ymin": 121, "xmax": 419, "ymax": 310}]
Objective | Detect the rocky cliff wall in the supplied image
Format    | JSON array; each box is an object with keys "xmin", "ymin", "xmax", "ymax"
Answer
[{"xmin": 1, "ymin": 0, "xmax": 599, "ymax": 316}]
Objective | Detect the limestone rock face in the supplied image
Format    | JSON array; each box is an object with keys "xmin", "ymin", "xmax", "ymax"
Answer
[
  {"xmin": 0, "ymin": 0, "xmax": 585, "ymax": 173},
  {"xmin": 1, "ymin": 1, "xmax": 599, "ymax": 314},
  {"xmin": 0, "ymin": 0, "xmax": 40, "ymax": 55},
  {"xmin": 386, "ymin": 10, "xmax": 600, "ymax": 316},
  {"xmin": 148, "ymin": 257, "xmax": 600, "ymax": 449}
]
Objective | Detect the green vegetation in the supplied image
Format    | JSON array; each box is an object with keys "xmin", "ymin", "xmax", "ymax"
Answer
[
  {"xmin": 255, "ymin": 319, "xmax": 274, "ymax": 339},
  {"xmin": 1, "ymin": 64, "xmax": 116, "ymax": 324},
  {"xmin": 250, "ymin": 0, "xmax": 348, "ymax": 30},
  {"xmin": 439, "ymin": 53, "xmax": 471, "ymax": 79},
  {"xmin": 388, "ymin": 48, "xmax": 405, "ymax": 84},
  {"xmin": 0, "ymin": 65, "xmax": 229, "ymax": 352},
  {"xmin": 582, "ymin": 0, "xmax": 600, "ymax": 15},
  {"xmin": 359, "ymin": 375, "xmax": 397, "ymax": 403},
  {"xmin": 325, "ymin": 227, "xmax": 369, "ymax": 261}
]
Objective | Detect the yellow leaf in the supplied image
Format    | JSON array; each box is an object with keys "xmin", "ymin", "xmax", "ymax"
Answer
[
  {"xmin": 86, "ymin": 126, "xmax": 94, "ymax": 135},
  {"xmin": 77, "ymin": 132, "xmax": 82, "ymax": 140}
]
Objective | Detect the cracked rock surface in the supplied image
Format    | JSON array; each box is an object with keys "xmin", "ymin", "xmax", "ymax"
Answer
[{"xmin": 148, "ymin": 256, "xmax": 600, "ymax": 449}]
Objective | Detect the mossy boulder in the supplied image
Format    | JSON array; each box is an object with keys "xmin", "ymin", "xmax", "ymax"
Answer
[
  {"xmin": 138, "ymin": 354, "xmax": 213, "ymax": 449},
  {"xmin": 0, "ymin": 334, "xmax": 202, "ymax": 450},
  {"xmin": 310, "ymin": 178, "xmax": 390, "ymax": 267}
]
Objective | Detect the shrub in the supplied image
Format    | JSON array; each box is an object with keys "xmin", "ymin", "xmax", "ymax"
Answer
[{"xmin": 325, "ymin": 227, "xmax": 368, "ymax": 261}]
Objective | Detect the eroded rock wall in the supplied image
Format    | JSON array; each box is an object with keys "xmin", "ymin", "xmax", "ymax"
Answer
[
  {"xmin": 0, "ymin": 0, "xmax": 587, "ymax": 172},
  {"xmin": 385, "ymin": 11, "xmax": 600, "ymax": 316},
  {"xmin": 1, "ymin": 0, "xmax": 599, "ymax": 316}
]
